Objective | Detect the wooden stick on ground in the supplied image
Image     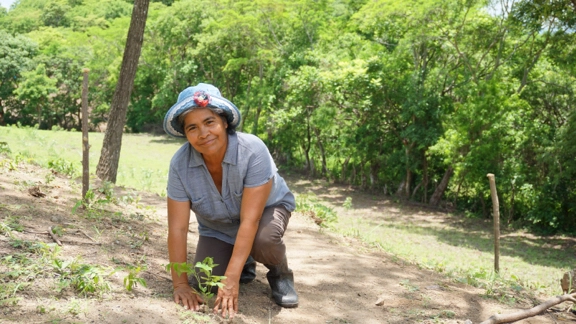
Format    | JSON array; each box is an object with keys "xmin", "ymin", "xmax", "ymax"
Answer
[
  {"xmin": 68, "ymin": 229, "xmax": 97, "ymax": 242},
  {"xmin": 59, "ymin": 240, "xmax": 101, "ymax": 246},
  {"xmin": 48, "ymin": 226, "xmax": 62, "ymax": 246},
  {"xmin": 480, "ymin": 293, "xmax": 576, "ymax": 324}
]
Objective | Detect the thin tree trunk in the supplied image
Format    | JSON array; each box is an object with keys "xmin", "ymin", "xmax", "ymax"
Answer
[
  {"xmin": 341, "ymin": 156, "xmax": 351, "ymax": 184},
  {"xmin": 37, "ymin": 105, "xmax": 41, "ymax": 128},
  {"xmin": 239, "ymin": 77, "xmax": 252, "ymax": 132},
  {"xmin": 423, "ymin": 152, "xmax": 429, "ymax": 203},
  {"xmin": 81, "ymin": 69, "xmax": 90, "ymax": 200},
  {"xmin": 370, "ymin": 162, "xmax": 379, "ymax": 190},
  {"xmin": 509, "ymin": 181, "xmax": 515, "ymax": 224},
  {"xmin": 480, "ymin": 194, "xmax": 487, "ymax": 218},
  {"xmin": 312, "ymin": 126, "xmax": 327, "ymax": 177},
  {"xmin": 411, "ymin": 181, "xmax": 422, "ymax": 200},
  {"xmin": 251, "ymin": 65, "xmax": 263, "ymax": 135},
  {"xmin": 360, "ymin": 161, "xmax": 366, "ymax": 189},
  {"xmin": 96, "ymin": 0, "xmax": 150, "ymax": 183},
  {"xmin": 429, "ymin": 166, "xmax": 454, "ymax": 206}
]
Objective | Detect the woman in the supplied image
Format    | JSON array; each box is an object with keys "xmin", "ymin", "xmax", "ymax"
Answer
[{"xmin": 163, "ymin": 83, "xmax": 298, "ymax": 318}]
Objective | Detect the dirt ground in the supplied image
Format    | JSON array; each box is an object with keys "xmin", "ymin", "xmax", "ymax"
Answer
[{"xmin": 0, "ymin": 161, "xmax": 574, "ymax": 324}]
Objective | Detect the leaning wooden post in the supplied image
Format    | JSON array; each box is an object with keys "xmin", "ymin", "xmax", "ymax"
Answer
[
  {"xmin": 487, "ymin": 173, "xmax": 500, "ymax": 274},
  {"xmin": 81, "ymin": 68, "xmax": 90, "ymax": 201}
]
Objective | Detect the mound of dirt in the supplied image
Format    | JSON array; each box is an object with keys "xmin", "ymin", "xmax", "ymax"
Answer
[{"xmin": 0, "ymin": 161, "xmax": 566, "ymax": 323}]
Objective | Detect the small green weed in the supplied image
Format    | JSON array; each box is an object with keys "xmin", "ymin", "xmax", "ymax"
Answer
[
  {"xmin": 48, "ymin": 158, "xmax": 78, "ymax": 177},
  {"xmin": 399, "ymin": 279, "xmax": 419, "ymax": 292},
  {"xmin": 179, "ymin": 309, "xmax": 212, "ymax": 324},
  {"xmin": 296, "ymin": 193, "xmax": 338, "ymax": 227},
  {"xmin": 0, "ymin": 141, "xmax": 11, "ymax": 154},
  {"xmin": 69, "ymin": 264, "xmax": 113, "ymax": 296},
  {"xmin": 123, "ymin": 266, "xmax": 148, "ymax": 292},
  {"xmin": 343, "ymin": 197, "xmax": 353, "ymax": 210},
  {"xmin": 0, "ymin": 282, "xmax": 27, "ymax": 306}
]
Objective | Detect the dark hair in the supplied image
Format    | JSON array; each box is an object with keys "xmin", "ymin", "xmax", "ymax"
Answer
[{"xmin": 177, "ymin": 107, "xmax": 237, "ymax": 135}]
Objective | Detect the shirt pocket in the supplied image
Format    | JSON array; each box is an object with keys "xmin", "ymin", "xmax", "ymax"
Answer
[
  {"xmin": 191, "ymin": 195, "xmax": 232, "ymax": 224},
  {"xmin": 232, "ymin": 189, "xmax": 243, "ymax": 205}
]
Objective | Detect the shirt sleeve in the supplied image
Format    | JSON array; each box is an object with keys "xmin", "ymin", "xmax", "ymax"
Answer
[
  {"xmin": 167, "ymin": 161, "xmax": 189, "ymax": 201},
  {"xmin": 243, "ymin": 139, "xmax": 275, "ymax": 188}
]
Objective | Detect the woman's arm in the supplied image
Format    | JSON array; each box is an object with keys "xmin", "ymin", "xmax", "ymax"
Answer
[
  {"xmin": 213, "ymin": 179, "xmax": 273, "ymax": 317},
  {"xmin": 167, "ymin": 197, "xmax": 203, "ymax": 310}
]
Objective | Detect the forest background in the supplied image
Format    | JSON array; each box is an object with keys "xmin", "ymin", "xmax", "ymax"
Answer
[{"xmin": 1, "ymin": 0, "xmax": 575, "ymax": 234}]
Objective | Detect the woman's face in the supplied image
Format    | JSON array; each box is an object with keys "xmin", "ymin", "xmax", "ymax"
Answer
[{"xmin": 182, "ymin": 108, "xmax": 228, "ymax": 158}]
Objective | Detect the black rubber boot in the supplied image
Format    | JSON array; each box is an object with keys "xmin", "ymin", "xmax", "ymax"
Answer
[
  {"xmin": 240, "ymin": 255, "xmax": 257, "ymax": 284},
  {"xmin": 265, "ymin": 256, "xmax": 298, "ymax": 308}
]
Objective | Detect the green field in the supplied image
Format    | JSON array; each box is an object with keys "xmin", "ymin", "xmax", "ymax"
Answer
[{"xmin": 0, "ymin": 125, "xmax": 185, "ymax": 195}]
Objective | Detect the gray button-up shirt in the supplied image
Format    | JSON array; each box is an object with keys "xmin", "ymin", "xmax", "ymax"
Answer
[{"xmin": 167, "ymin": 132, "xmax": 296, "ymax": 244}]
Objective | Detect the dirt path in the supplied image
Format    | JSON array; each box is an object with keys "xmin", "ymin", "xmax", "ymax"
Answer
[{"xmin": 0, "ymin": 163, "xmax": 566, "ymax": 323}]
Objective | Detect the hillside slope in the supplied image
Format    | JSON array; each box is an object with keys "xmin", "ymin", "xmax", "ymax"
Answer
[{"xmin": 0, "ymin": 161, "xmax": 564, "ymax": 323}]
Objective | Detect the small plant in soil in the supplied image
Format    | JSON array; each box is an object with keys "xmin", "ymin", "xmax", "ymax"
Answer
[
  {"xmin": 123, "ymin": 265, "xmax": 148, "ymax": 292},
  {"xmin": 166, "ymin": 257, "xmax": 226, "ymax": 310}
]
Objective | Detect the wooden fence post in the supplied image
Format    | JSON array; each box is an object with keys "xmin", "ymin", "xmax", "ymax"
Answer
[
  {"xmin": 81, "ymin": 68, "xmax": 90, "ymax": 201},
  {"xmin": 487, "ymin": 173, "xmax": 500, "ymax": 273}
]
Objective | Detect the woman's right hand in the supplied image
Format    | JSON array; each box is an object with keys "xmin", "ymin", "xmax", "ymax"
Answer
[{"xmin": 173, "ymin": 284, "xmax": 204, "ymax": 311}]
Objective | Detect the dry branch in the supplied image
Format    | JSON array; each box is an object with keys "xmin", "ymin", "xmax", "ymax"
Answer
[
  {"xmin": 48, "ymin": 226, "xmax": 62, "ymax": 246},
  {"xmin": 59, "ymin": 240, "xmax": 102, "ymax": 246},
  {"xmin": 68, "ymin": 229, "xmax": 97, "ymax": 242},
  {"xmin": 480, "ymin": 293, "xmax": 576, "ymax": 324}
]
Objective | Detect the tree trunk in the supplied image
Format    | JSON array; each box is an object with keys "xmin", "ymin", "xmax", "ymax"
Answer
[
  {"xmin": 429, "ymin": 166, "xmax": 454, "ymax": 206},
  {"xmin": 96, "ymin": 0, "xmax": 150, "ymax": 183},
  {"xmin": 423, "ymin": 152, "xmax": 429, "ymax": 203},
  {"xmin": 340, "ymin": 156, "xmax": 351, "ymax": 184},
  {"xmin": 81, "ymin": 69, "xmax": 90, "ymax": 200},
  {"xmin": 312, "ymin": 126, "xmax": 327, "ymax": 177},
  {"xmin": 370, "ymin": 162, "xmax": 379, "ymax": 190}
]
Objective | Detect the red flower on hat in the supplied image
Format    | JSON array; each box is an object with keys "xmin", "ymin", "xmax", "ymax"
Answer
[{"xmin": 193, "ymin": 91, "xmax": 210, "ymax": 107}]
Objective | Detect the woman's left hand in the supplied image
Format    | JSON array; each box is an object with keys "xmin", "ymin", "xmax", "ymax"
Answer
[{"xmin": 213, "ymin": 278, "xmax": 239, "ymax": 318}]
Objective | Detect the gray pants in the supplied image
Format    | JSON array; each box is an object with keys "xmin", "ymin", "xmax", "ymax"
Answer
[{"xmin": 190, "ymin": 205, "xmax": 291, "ymax": 284}]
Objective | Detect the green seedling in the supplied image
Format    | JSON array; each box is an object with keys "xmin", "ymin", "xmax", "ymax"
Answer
[
  {"xmin": 123, "ymin": 266, "xmax": 148, "ymax": 292},
  {"xmin": 166, "ymin": 257, "xmax": 225, "ymax": 306}
]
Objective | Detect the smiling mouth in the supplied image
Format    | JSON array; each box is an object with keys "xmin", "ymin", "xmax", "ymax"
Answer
[{"xmin": 200, "ymin": 138, "xmax": 216, "ymax": 146}]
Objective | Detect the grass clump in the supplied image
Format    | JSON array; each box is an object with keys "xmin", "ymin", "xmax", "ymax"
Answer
[{"xmin": 296, "ymin": 193, "xmax": 338, "ymax": 227}]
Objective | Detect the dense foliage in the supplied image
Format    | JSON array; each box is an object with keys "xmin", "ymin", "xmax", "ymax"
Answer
[{"xmin": 1, "ymin": 0, "xmax": 575, "ymax": 233}]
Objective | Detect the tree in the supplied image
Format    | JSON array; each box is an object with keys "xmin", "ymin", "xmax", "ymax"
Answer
[
  {"xmin": 96, "ymin": 0, "xmax": 150, "ymax": 183},
  {"xmin": 0, "ymin": 31, "xmax": 37, "ymax": 125},
  {"xmin": 14, "ymin": 63, "xmax": 57, "ymax": 127}
]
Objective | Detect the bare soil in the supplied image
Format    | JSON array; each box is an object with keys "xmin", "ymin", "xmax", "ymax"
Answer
[{"xmin": 0, "ymin": 162, "xmax": 573, "ymax": 323}]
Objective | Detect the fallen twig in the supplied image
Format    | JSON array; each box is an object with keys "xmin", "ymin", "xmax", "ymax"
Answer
[
  {"xmin": 145, "ymin": 271, "xmax": 172, "ymax": 282},
  {"xmin": 59, "ymin": 240, "xmax": 102, "ymax": 246},
  {"xmin": 68, "ymin": 229, "xmax": 97, "ymax": 242},
  {"xmin": 22, "ymin": 229, "xmax": 49, "ymax": 234},
  {"xmin": 480, "ymin": 293, "xmax": 576, "ymax": 324},
  {"xmin": 48, "ymin": 226, "xmax": 62, "ymax": 246}
]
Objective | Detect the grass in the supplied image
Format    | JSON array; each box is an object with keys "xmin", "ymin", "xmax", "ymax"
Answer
[
  {"xmin": 292, "ymin": 179, "xmax": 571, "ymax": 300},
  {"xmin": 327, "ymin": 199, "xmax": 572, "ymax": 298},
  {"xmin": 0, "ymin": 125, "xmax": 185, "ymax": 195}
]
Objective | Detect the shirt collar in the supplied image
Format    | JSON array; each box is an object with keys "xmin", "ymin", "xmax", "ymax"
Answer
[{"xmin": 188, "ymin": 133, "xmax": 238, "ymax": 167}]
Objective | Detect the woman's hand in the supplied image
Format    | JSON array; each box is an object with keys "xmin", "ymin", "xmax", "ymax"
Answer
[
  {"xmin": 213, "ymin": 278, "xmax": 239, "ymax": 318},
  {"xmin": 173, "ymin": 284, "xmax": 204, "ymax": 311}
]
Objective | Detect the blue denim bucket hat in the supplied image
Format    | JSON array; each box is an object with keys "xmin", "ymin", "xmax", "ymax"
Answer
[{"xmin": 163, "ymin": 83, "xmax": 241, "ymax": 138}]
